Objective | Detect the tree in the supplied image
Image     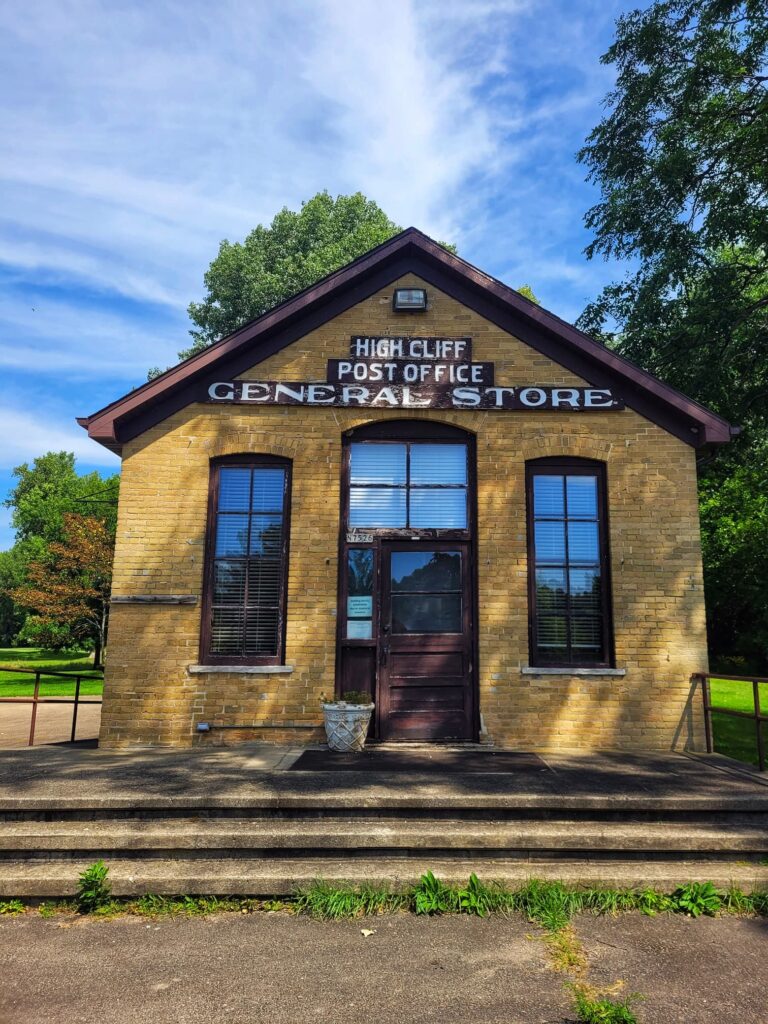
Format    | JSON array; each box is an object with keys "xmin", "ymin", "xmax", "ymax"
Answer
[
  {"xmin": 0, "ymin": 549, "xmax": 26, "ymax": 645},
  {"xmin": 577, "ymin": 0, "xmax": 768, "ymax": 668},
  {"xmin": 1, "ymin": 452, "xmax": 118, "ymax": 652},
  {"xmin": 516, "ymin": 284, "xmax": 541, "ymax": 304},
  {"xmin": 7, "ymin": 514, "xmax": 113, "ymax": 667},
  {"xmin": 576, "ymin": 1, "xmax": 768, "ymax": 431},
  {"xmin": 6, "ymin": 452, "xmax": 118, "ymax": 544},
  {"xmin": 699, "ymin": 447, "xmax": 768, "ymax": 668},
  {"xmin": 181, "ymin": 192, "xmax": 403, "ymax": 360}
]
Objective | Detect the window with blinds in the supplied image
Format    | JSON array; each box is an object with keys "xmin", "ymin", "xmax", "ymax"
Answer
[
  {"xmin": 527, "ymin": 459, "xmax": 612, "ymax": 667},
  {"xmin": 202, "ymin": 458, "xmax": 290, "ymax": 664},
  {"xmin": 348, "ymin": 442, "xmax": 468, "ymax": 529}
]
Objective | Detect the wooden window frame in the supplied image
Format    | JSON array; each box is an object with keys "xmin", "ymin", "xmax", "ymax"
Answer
[
  {"xmin": 525, "ymin": 457, "xmax": 614, "ymax": 669},
  {"xmin": 200, "ymin": 454, "xmax": 292, "ymax": 666}
]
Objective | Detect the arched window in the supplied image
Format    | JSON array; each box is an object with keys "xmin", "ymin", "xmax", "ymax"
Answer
[
  {"xmin": 344, "ymin": 419, "xmax": 473, "ymax": 534},
  {"xmin": 526, "ymin": 457, "xmax": 613, "ymax": 668},
  {"xmin": 201, "ymin": 455, "xmax": 291, "ymax": 665}
]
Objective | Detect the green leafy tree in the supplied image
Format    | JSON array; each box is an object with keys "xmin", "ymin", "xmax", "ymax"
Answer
[
  {"xmin": 516, "ymin": 284, "xmax": 540, "ymax": 304},
  {"xmin": 6, "ymin": 452, "xmax": 118, "ymax": 544},
  {"xmin": 0, "ymin": 548, "xmax": 26, "ymax": 645},
  {"xmin": 577, "ymin": 1, "xmax": 768, "ymax": 433},
  {"xmin": 180, "ymin": 192, "xmax": 403, "ymax": 360},
  {"xmin": 8, "ymin": 514, "xmax": 113, "ymax": 667},
  {"xmin": 699, "ymin": 447, "xmax": 768, "ymax": 668},
  {"xmin": 578, "ymin": 0, "xmax": 768, "ymax": 668},
  {"xmin": 1, "ymin": 453, "xmax": 118, "ymax": 652}
]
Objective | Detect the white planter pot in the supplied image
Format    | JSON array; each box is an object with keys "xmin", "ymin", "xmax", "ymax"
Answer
[{"xmin": 322, "ymin": 702, "xmax": 375, "ymax": 752}]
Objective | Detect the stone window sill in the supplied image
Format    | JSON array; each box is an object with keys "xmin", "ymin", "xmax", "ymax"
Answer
[
  {"xmin": 187, "ymin": 664, "xmax": 294, "ymax": 675},
  {"xmin": 521, "ymin": 666, "xmax": 626, "ymax": 677}
]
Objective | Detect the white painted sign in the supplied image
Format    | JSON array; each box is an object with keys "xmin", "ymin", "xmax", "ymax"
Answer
[{"xmin": 207, "ymin": 380, "xmax": 623, "ymax": 410}]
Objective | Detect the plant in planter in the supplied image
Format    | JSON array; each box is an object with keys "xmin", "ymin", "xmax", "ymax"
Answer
[{"xmin": 322, "ymin": 690, "xmax": 375, "ymax": 752}]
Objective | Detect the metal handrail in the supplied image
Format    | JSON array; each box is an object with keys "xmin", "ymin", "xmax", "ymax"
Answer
[
  {"xmin": 0, "ymin": 665, "xmax": 104, "ymax": 746},
  {"xmin": 694, "ymin": 672, "xmax": 766, "ymax": 772}
]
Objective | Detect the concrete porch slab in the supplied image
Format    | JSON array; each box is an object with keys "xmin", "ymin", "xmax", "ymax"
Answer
[{"xmin": 0, "ymin": 744, "xmax": 766, "ymax": 812}]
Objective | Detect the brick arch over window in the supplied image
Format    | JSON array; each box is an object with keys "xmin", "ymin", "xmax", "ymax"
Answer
[
  {"xmin": 342, "ymin": 412, "xmax": 478, "ymax": 439},
  {"xmin": 515, "ymin": 432, "xmax": 614, "ymax": 464},
  {"xmin": 346, "ymin": 418, "xmax": 476, "ymax": 442},
  {"xmin": 526, "ymin": 455, "xmax": 614, "ymax": 668},
  {"xmin": 202, "ymin": 432, "xmax": 301, "ymax": 462},
  {"xmin": 200, "ymin": 453, "xmax": 292, "ymax": 666}
]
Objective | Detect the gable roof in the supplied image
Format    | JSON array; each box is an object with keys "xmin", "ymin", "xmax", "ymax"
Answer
[{"xmin": 78, "ymin": 227, "xmax": 736, "ymax": 454}]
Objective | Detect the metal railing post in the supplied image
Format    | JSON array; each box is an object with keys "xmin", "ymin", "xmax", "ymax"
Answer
[
  {"xmin": 28, "ymin": 671, "xmax": 40, "ymax": 746},
  {"xmin": 700, "ymin": 674, "xmax": 714, "ymax": 754},
  {"xmin": 70, "ymin": 675, "xmax": 81, "ymax": 743},
  {"xmin": 754, "ymin": 679, "xmax": 765, "ymax": 773},
  {"xmin": 0, "ymin": 664, "xmax": 103, "ymax": 747}
]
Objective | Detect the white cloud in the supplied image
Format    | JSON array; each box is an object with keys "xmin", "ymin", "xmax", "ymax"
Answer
[
  {"xmin": 0, "ymin": 296, "xmax": 182, "ymax": 378},
  {"xmin": 0, "ymin": 407, "xmax": 119, "ymax": 470},
  {"xmin": 0, "ymin": 0, "xmax": 630, "ymax": 388},
  {"xmin": 0, "ymin": 0, "xmax": 607, "ymax": 303}
]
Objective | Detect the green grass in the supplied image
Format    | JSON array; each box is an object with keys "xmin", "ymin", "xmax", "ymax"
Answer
[
  {"xmin": 293, "ymin": 877, "xmax": 768, "ymax": 924},
  {"xmin": 0, "ymin": 899, "xmax": 25, "ymax": 915},
  {"xmin": 0, "ymin": 647, "xmax": 102, "ymax": 697},
  {"xmin": 709, "ymin": 677, "xmax": 768, "ymax": 768},
  {"xmin": 7, "ymin": 878, "xmax": 768, "ymax": 922},
  {"xmin": 570, "ymin": 985, "xmax": 640, "ymax": 1024}
]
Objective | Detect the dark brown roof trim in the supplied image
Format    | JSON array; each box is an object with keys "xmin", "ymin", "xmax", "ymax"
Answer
[{"xmin": 79, "ymin": 227, "xmax": 735, "ymax": 453}]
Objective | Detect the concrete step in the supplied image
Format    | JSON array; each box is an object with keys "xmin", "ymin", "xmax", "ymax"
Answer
[
  {"xmin": 1, "ymin": 816, "xmax": 767, "ymax": 856},
  {"xmin": 3, "ymin": 856, "xmax": 768, "ymax": 898}
]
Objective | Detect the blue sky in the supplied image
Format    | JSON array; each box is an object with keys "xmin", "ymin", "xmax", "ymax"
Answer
[{"xmin": 0, "ymin": 0, "xmax": 637, "ymax": 549}]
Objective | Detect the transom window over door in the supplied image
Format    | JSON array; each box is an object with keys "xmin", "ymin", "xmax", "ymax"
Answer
[
  {"xmin": 349, "ymin": 442, "xmax": 468, "ymax": 529},
  {"xmin": 527, "ymin": 459, "xmax": 613, "ymax": 667},
  {"xmin": 202, "ymin": 457, "xmax": 291, "ymax": 665}
]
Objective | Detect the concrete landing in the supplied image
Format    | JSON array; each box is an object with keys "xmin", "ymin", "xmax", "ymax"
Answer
[{"xmin": 0, "ymin": 744, "xmax": 766, "ymax": 812}]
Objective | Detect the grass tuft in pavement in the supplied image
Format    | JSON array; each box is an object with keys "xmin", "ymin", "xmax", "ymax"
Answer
[
  {"xmin": 543, "ymin": 925, "xmax": 588, "ymax": 974},
  {"xmin": 0, "ymin": 899, "xmax": 25, "ymax": 915},
  {"xmin": 570, "ymin": 984, "xmax": 641, "ymax": 1024}
]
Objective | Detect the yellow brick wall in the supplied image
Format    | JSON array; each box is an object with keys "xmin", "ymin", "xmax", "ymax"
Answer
[{"xmin": 101, "ymin": 274, "xmax": 708, "ymax": 750}]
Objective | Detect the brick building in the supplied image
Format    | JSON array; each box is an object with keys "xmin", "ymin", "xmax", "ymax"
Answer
[{"xmin": 79, "ymin": 229, "xmax": 734, "ymax": 750}]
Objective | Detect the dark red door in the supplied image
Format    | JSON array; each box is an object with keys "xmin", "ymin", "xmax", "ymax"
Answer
[{"xmin": 378, "ymin": 542, "xmax": 474, "ymax": 741}]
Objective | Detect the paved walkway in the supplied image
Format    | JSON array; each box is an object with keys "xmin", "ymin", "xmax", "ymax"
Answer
[
  {"xmin": 0, "ymin": 743, "xmax": 766, "ymax": 810},
  {"xmin": 1, "ymin": 912, "xmax": 766, "ymax": 1024},
  {"xmin": 0, "ymin": 703, "xmax": 101, "ymax": 749}
]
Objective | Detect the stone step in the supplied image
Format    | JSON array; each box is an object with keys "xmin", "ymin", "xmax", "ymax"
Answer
[
  {"xmin": 4, "ymin": 802, "xmax": 768, "ymax": 824},
  {"xmin": 3, "ymin": 856, "xmax": 768, "ymax": 898},
  {"xmin": 3, "ymin": 765, "xmax": 768, "ymax": 817},
  {"xmin": 1, "ymin": 817, "xmax": 766, "ymax": 856}
]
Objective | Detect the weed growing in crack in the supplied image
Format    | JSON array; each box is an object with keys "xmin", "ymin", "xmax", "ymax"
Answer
[
  {"xmin": 75, "ymin": 861, "xmax": 112, "ymax": 914},
  {"xmin": 0, "ymin": 899, "xmax": 24, "ymax": 915},
  {"xmin": 570, "ymin": 984, "xmax": 641, "ymax": 1024},
  {"xmin": 543, "ymin": 926, "xmax": 588, "ymax": 974}
]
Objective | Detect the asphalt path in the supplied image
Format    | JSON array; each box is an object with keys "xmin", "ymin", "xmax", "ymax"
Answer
[
  {"xmin": 0, "ymin": 703, "xmax": 100, "ymax": 748},
  {"xmin": 1, "ymin": 912, "xmax": 766, "ymax": 1024}
]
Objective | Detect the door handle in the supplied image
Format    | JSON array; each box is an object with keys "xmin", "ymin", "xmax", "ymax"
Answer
[{"xmin": 380, "ymin": 621, "xmax": 390, "ymax": 665}]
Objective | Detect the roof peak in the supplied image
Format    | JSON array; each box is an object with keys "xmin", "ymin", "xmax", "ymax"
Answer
[{"xmin": 79, "ymin": 229, "xmax": 735, "ymax": 454}]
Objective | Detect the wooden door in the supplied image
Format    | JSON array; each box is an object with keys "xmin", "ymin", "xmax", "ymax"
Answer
[{"xmin": 378, "ymin": 542, "xmax": 474, "ymax": 741}]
